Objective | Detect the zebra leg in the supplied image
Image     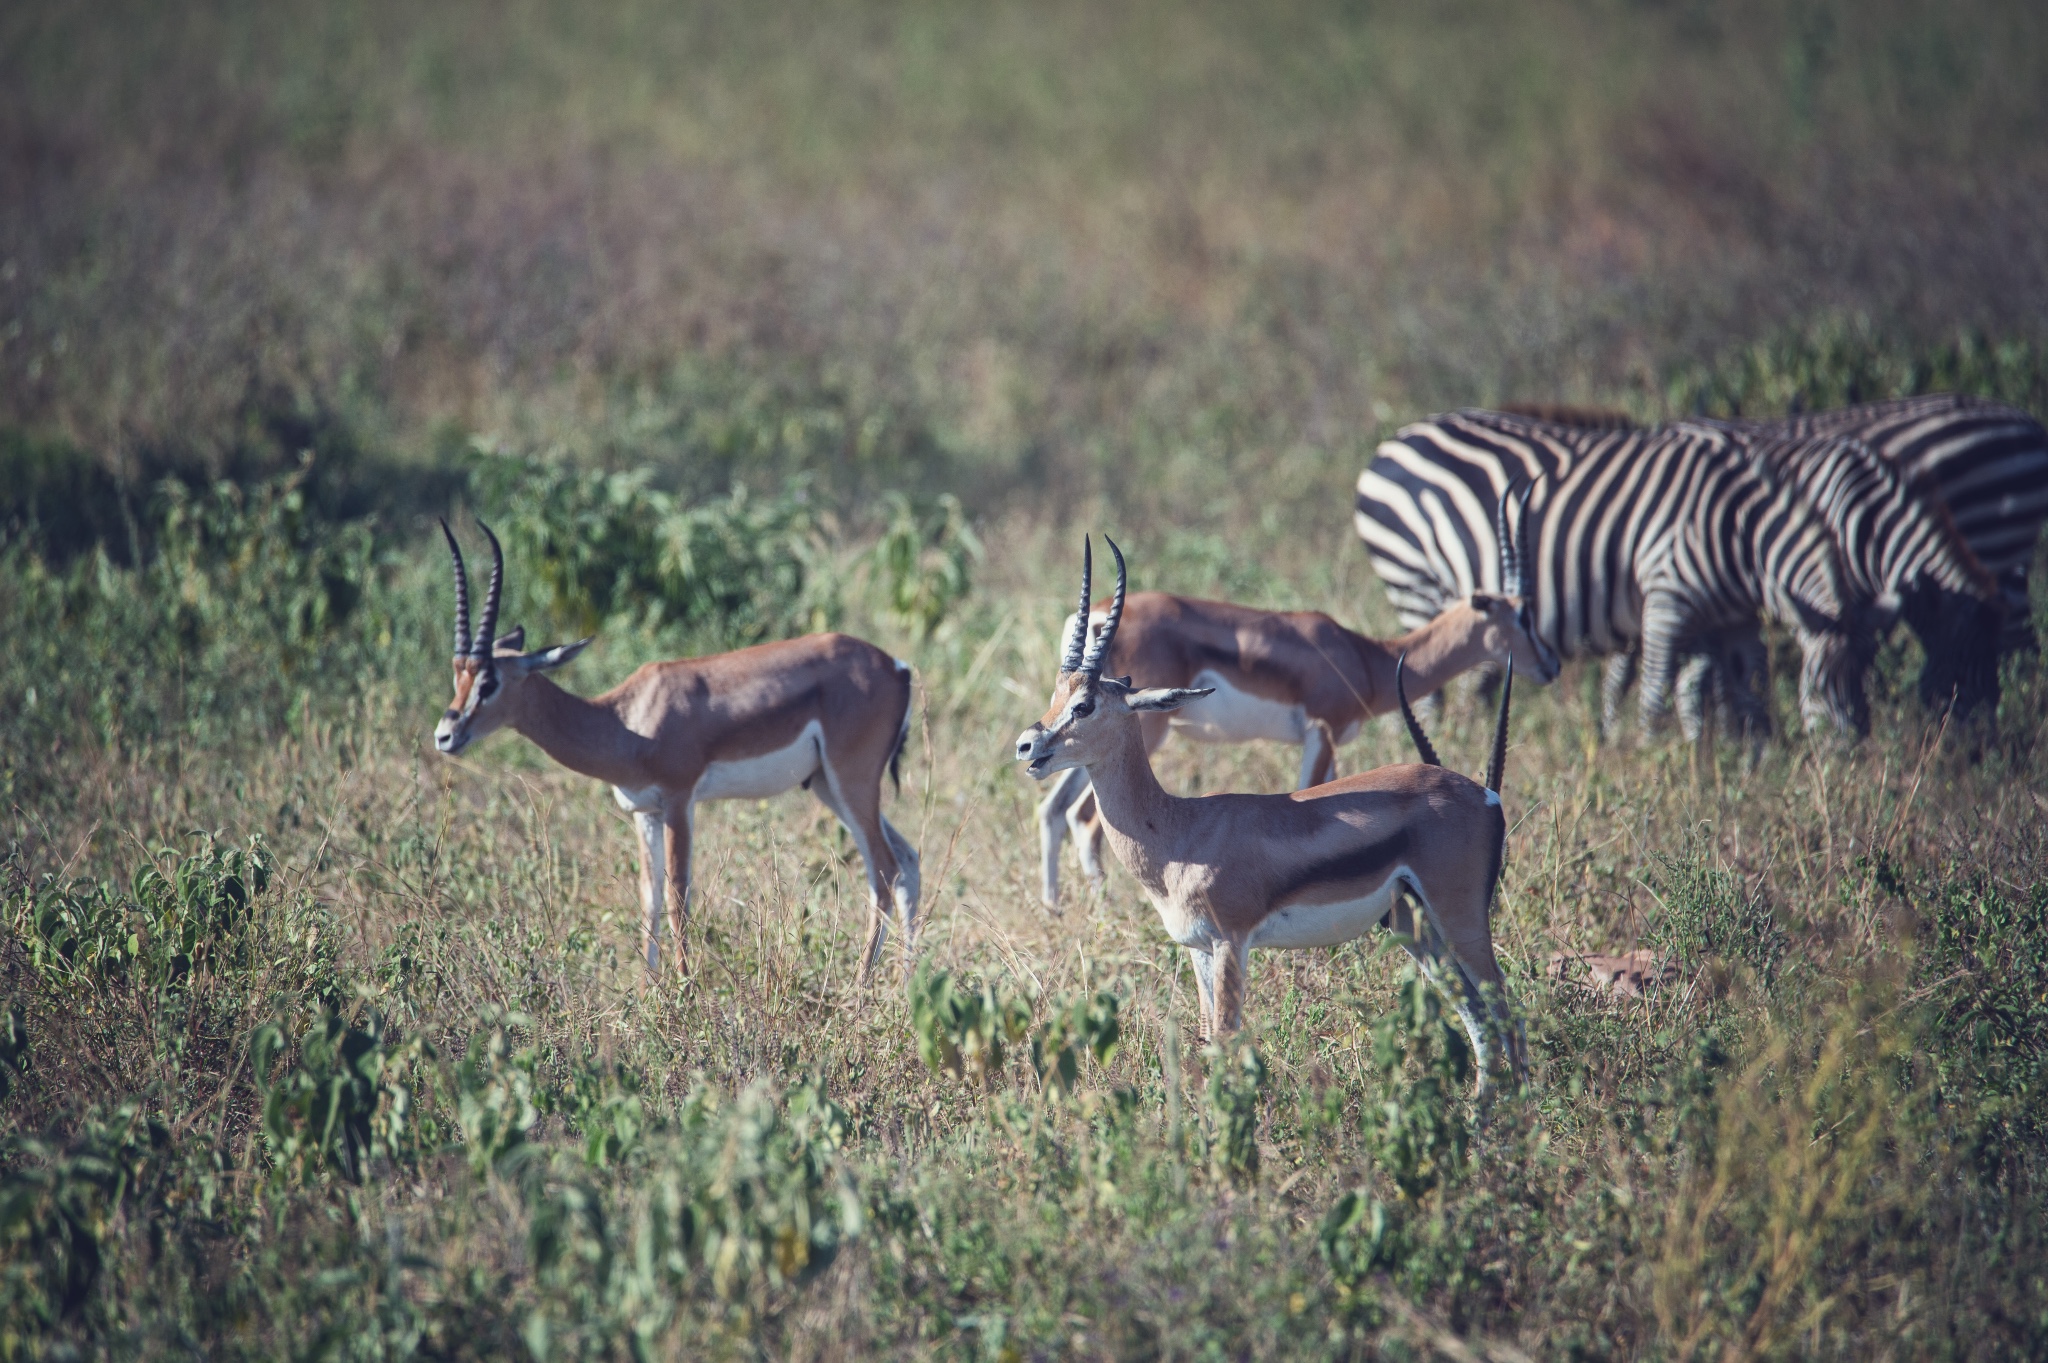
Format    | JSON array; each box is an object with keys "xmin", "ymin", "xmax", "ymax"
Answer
[
  {"xmin": 1676, "ymin": 652, "xmax": 1714, "ymax": 744},
  {"xmin": 1600, "ymin": 651, "xmax": 1637, "ymax": 742},
  {"xmin": 1635, "ymin": 592, "xmax": 1691, "ymax": 740}
]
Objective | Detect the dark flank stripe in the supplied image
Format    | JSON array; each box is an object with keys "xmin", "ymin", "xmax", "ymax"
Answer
[{"xmin": 1269, "ymin": 829, "xmax": 1411, "ymax": 907}]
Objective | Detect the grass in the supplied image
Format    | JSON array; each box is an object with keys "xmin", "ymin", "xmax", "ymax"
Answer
[
  {"xmin": 5, "ymin": 0, "xmax": 2048, "ymax": 1356},
  {"xmin": 3, "ymin": 466, "xmax": 2046, "ymax": 1356}
]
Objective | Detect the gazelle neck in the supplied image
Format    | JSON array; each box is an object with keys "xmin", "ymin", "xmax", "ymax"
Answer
[
  {"xmin": 504, "ymin": 673, "xmax": 645, "ymax": 786},
  {"xmin": 1078, "ymin": 719, "xmax": 1175, "ymax": 835},
  {"xmin": 1383, "ymin": 606, "xmax": 1497, "ymax": 700}
]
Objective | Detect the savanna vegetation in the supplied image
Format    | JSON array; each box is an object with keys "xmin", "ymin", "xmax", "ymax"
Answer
[{"xmin": 3, "ymin": 1, "xmax": 2046, "ymax": 1357}]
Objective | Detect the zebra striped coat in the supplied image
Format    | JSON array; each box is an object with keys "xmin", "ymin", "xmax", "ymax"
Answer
[
  {"xmin": 1733, "ymin": 393, "xmax": 2047, "ymax": 604},
  {"xmin": 1355, "ymin": 410, "xmax": 1868, "ymax": 736}
]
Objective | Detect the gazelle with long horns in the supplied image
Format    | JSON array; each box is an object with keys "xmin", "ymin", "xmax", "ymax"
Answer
[
  {"xmin": 431, "ymin": 520, "xmax": 921, "ymax": 980},
  {"xmin": 1036, "ymin": 485, "xmax": 1557, "ymax": 908},
  {"xmin": 1014, "ymin": 538, "xmax": 1528, "ymax": 1091}
]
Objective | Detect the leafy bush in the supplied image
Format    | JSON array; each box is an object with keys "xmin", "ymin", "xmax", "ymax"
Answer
[
  {"xmin": 252, "ymin": 1011, "xmax": 430, "ymax": 1186},
  {"xmin": 1204, "ymin": 1040, "xmax": 1267, "ymax": 1182},
  {"xmin": 0, "ymin": 1104, "xmax": 164, "ymax": 1340},
  {"xmin": 910, "ymin": 970, "xmax": 1031, "ymax": 1090},
  {"xmin": 1030, "ymin": 990, "xmax": 1121, "ymax": 1099},
  {"xmin": 455, "ymin": 1012, "xmax": 541, "ymax": 1177},
  {"xmin": 867, "ymin": 492, "xmax": 982, "ymax": 641},
  {"xmin": 8, "ymin": 834, "xmax": 272, "ymax": 994},
  {"xmin": 1665, "ymin": 316, "xmax": 2048, "ymax": 420},
  {"xmin": 466, "ymin": 447, "xmax": 839, "ymax": 648},
  {"xmin": 1361, "ymin": 969, "xmax": 1472, "ymax": 1204}
]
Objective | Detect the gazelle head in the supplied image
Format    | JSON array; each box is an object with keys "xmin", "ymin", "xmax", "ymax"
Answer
[
  {"xmin": 1468, "ymin": 479, "xmax": 1561, "ymax": 683},
  {"xmin": 432, "ymin": 519, "xmax": 592, "ymax": 757},
  {"xmin": 1014, "ymin": 537, "xmax": 1213, "ymax": 779}
]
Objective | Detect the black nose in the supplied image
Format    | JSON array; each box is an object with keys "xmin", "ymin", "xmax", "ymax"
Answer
[{"xmin": 1015, "ymin": 736, "xmax": 1034, "ymax": 759}]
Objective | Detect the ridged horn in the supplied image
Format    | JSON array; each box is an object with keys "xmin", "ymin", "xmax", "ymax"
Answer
[
  {"xmin": 1061, "ymin": 536, "xmax": 1092, "ymax": 674},
  {"xmin": 1080, "ymin": 536, "xmax": 1127, "ymax": 675},
  {"xmin": 439, "ymin": 518, "xmax": 472, "ymax": 659},
  {"xmin": 473, "ymin": 519, "xmax": 505, "ymax": 663},
  {"xmin": 1395, "ymin": 652, "xmax": 1441, "ymax": 767},
  {"xmin": 1485, "ymin": 657, "xmax": 1515, "ymax": 794}
]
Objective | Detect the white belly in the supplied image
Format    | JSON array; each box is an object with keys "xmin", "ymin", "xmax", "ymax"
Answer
[
  {"xmin": 691, "ymin": 720, "xmax": 823, "ymax": 802},
  {"xmin": 612, "ymin": 784, "xmax": 664, "ymax": 815},
  {"xmin": 1167, "ymin": 670, "xmax": 1307, "ymax": 745},
  {"xmin": 1248, "ymin": 869, "xmax": 1407, "ymax": 949}
]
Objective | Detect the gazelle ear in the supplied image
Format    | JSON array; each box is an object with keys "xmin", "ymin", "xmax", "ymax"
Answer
[
  {"xmin": 513, "ymin": 637, "xmax": 593, "ymax": 673},
  {"xmin": 493, "ymin": 626, "xmax": 526, "ymax": 653},
  {"xmin": 1126, "ymin": 685, "xmax": 1213, "ymax": 713}
]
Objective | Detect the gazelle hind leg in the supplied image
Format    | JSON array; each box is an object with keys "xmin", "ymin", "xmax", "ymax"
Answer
[
  {"xmin": 880, "ymin": 816, "xmax": 921, "ymax": 958},
  {"xmin": 812, "ymin": 759, "xmax": 905, "ymax": 983}
]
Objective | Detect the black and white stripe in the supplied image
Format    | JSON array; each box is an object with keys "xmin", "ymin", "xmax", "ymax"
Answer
[
  {"xmin": 1356, "ymin": 410, "xmax": 1867, "ymax": 737},
  {"xmin": 1722, "ymin": 394, "xmax": 2048, "ymax": 651}
]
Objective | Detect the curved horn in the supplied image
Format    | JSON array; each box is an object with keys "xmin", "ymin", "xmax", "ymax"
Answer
[
  {"xmin": 1080, "ymin": 536, "xmax": 1127, "ymax": 675},
  {"xmin": 1498, "ymin": 478, "xmax": 1531, "ymax": 598},
  {"xmin": 1061, "ymin": 536, "xmax": 1093, "ymax": 673},
  {"xmin": 1395, "ymin": 652, "xmax": 1442, "ymax": 767},
  {"xmin": 473, "ymin": 518, "xmax": 505, "ymax": 661},
  {"xmin": 439, "ymin": 518, "xmax": 472, "ymax": 658},
  {"xmin": 1485, "ymin": 657, "xmax": 1515, "ymax": 794},
  {"xmin": 1510, "ymin": 478, "xmax": 1538, "ymax": 598}
]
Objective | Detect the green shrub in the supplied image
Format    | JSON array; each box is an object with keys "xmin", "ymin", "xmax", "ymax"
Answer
[
  {"xmin": 251, "ymin": 1011, "xmax": 430, "ymax": 1186},
  {"xmin": 455, "ymin": 1012, "xmax": 541, "ymax": 1177},
  {"xmin": 1030, "ymin": 990, "xmax": 1121, "ymax": 1099},
  {"xmin": 466, "ymin": 447, "xmax": 839, "ymax": 648},
  {"xmin": 1204, "ymin": 1039, "xmax": 1266, "ymax": 1183},
  {"xmin": 8, "ymin": 834, "xmax": 272, "ymax": 994},
  {"xmin": 868, "ymin": 491, "xmax": 982, "ymax": 641},
  {"xmin": 910, "ymin": 970, "xmax": 1031, "ymax": 1091}
]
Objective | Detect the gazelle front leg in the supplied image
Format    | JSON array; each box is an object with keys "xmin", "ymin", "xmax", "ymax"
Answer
[
  {"xmin": 1298, "ymin": 718, "xmax": 1339, "ymax": 789},
  {"xmin": 630, "ymin": 809, "xmax": 667, "ymax": 973},
  {"xmin": 1186, "ymin": 945, "xmax": 1219, "ymax": 1040},
  {"xmin": 661, "ymin": 804, "xmax": 695, "ymax": 976}
]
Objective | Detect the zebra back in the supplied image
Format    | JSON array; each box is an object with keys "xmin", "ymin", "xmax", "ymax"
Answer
[
  {"xmin": 1735, "ymin": 394, "xmax": 2048, "ymax": 584},
  {"xmin": 1738, "ymin": 430, "xmax": 1997, "ymax": 609},
  {"xmin": 1357, "ymin": 410, "xmax": 1851, "ymax": 663}
]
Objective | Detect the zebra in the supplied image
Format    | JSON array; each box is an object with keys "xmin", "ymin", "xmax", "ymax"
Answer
[
  {"xmin": 1716, "ymin": 394, "xmax": 2048, "ymax": 710},
  {"xmin": 1355, "ymin": 409, "xmax": 1869, "ymax": 739}
]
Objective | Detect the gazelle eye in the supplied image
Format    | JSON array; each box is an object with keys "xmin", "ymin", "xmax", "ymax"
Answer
[{"xmin": 1072, "ymin": 700, "xmax": 1094, "ymax": 718}]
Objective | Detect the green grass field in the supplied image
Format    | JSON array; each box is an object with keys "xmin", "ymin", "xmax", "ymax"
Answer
[{"xmin": 4, "ymin": 2, "xmax": 2048, "ymax": 1358}]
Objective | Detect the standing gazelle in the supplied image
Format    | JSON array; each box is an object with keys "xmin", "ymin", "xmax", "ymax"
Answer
[
  {"xmin": 1014, "ymin": 538, "xmax": 1527, "ymax": 1091},
  {"xmin": 432, "ymin": 521, "xmax": 921, "ymax": 980},
  {"xmin": 1036, "ymin": 487, "xmax": 1557, "ymax": 908}
]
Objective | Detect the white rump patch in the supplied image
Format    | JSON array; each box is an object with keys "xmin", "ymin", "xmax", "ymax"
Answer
[
  {"xmin": 1167, "ymin": 669, "xmax": 1307, "ymax": 746},
  {"xmin": 693, "ymin": 719, "xmax": 824, "ymax": 802},
  {"xmin": 1485, "ymin": 788, "xmax": 1501, "ymax": 808},
  {"xmin": 1249, "ymin": 868, "xmax": 1409, "ymax": 949}
]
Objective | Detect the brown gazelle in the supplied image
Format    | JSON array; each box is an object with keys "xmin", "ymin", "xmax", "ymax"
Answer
[
  {"xmin": 1015, "ymin": 538, "xmax": 1527, "ymax": 1091},
  {"xmin": 1036, "ymin": 487, "xmax": 1557, "ymax": 908},
  {"xmin": 432, "ymin": 521, "xmax": 921, "ymax": 980}
]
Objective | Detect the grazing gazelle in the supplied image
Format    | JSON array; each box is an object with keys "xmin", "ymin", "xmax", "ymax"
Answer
[
  {"xmin": 1014, "ymin": 538, "xmax": 1527, "ymax": 1090},
  {"xmin": 431, "ymin": 520, "xmax": 920, "ymax": 980},
  {"xmin": 1036, "ymin": 487, "xmax": 1557, "ymax": 908}
]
